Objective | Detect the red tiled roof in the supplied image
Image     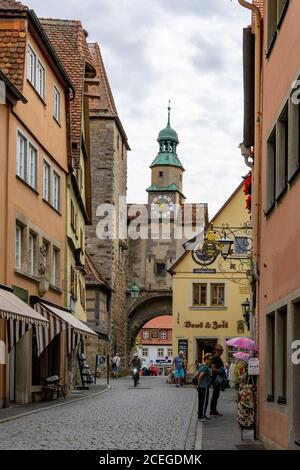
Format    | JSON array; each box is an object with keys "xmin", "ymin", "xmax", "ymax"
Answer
[
  {"xmin": 0, "ymin": 21, "xmax": 26, "ymax": 90},
  {"xmin": 40, "ymin": 19, "xmax": 96, "ymax": 168},
  {"xmin": 87, "ymin": 42, "xmax": 130, "ymax": 150},
  {"xmin": 143, "ymin": 316, "xmax": 172, "ymax": 330},
  {"xmin": 88, "ymin": 42, "xmax": 117, "ymax": 117},
  {"xmin": 0, "ymin": 1, "xmax": 28, "ymax": 11},
  {"xmin": 0, "ymin": 0, "xmax": 27, "ymax": 90},
  {"xmin": 85, "ymin": 252, "xmax": 106, "ymax": 286}
]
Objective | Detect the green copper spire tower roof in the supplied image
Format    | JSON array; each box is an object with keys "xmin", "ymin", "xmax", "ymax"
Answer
[{"xmin": 150, "ymin": 101, "xmax": 184, "ymax": 170}]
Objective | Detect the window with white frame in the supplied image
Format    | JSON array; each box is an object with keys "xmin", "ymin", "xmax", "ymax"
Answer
[
  {"xmin": 142, "ymin": 348, "xmax": 148, "ymax": 357},
  {"xmin": 53, "ymin": 86, "xmax": 61, "ymax": 122},
  {"xmin": 142, "ymin": 330, "xmax": 149, "ymax": 340},
  {"xmin": 157, "ymin": 348, "xmax": 164, "ymax": 358},
  {"xmin": 52, "ymin": 248, "xmax": 60, "ymax": 286},
  {"xmin": 17, "ymin": 132, "xmax": 27, "ymax": 180},
  {"xmin": 16, "ymin": 131, "xmax": 37, "ymax": 190},
  {"xmin": 27, "ymin": 44, "xmax": 45, "ymax": 99},
  {"xmin": 36, "ymin": 60, "xmax": 45, "ymax": 98},
  {"xmin": 15, "ymin": 224, "xmax": 22, "ymax": 269},
  {"xmin": 53, "ymin": 172, "xmax": 60, "ymax": 211},
  {"xmin": 27, "ymin": 45, "xmax": 36, "ymax": 85},
  {"xmin": 43, "ymin": 160, "xmax": 51, "ymax": 202},
  {"xmin": 28, "ymin": 232, "xmax": 36, "ymax": 275},
  {"xmin": 167, "ymin": 348, "xmax": 172, "ymax": 357},
  {"xmin": 28, "ymin": 144, "xmax": 37, "ymax": 189},
  {"xmin": 160, "ymin": 331, "xmax": 167, "ymax": 340}
]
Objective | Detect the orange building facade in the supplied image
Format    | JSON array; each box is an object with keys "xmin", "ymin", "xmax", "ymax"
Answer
[
  {"xmin": 0, "ymin": 3, "xmax": 73, "ymax": 406},
  {"xmin": 240, "ymin": 0, "xmax": 300, "ymax": 449}
]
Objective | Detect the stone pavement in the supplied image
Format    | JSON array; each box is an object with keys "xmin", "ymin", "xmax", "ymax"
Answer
[
  {"xmin": 195, "ymin": 387, "xmax": 265, "ymax": 450},
  {"xmin": 0, "ymin": 382, "xmax": 109, "ymax": 423},
  {"xmin": 0, "ymin": 376, "xmax": 197, "ymax": 450},
  {"xmin": 0, "ymin": 377, "xmax": 265, "ymax": 450}
]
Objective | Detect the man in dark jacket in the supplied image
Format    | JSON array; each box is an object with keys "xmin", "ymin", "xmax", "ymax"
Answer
[{"xmin": 210, "ymin": 344, "xmax": 224, "ymax": 416}]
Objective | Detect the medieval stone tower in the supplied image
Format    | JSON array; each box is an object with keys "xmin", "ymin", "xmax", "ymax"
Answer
[
  {"xmin": 85, "ymin": 43, "xmax": 130, "ymax": 364},
  {"xmin": 127, "ymin": 104, "xmax": 208, "ymax": 353}
]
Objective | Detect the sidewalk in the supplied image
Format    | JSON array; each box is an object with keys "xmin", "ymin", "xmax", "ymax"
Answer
[
  {"xmin": 195, "ymin": 388, "xmax": 265, "ymax": 450},
  {"xmin": 0, "ymin": 381, "xmax": 110, "ymax": 424}
]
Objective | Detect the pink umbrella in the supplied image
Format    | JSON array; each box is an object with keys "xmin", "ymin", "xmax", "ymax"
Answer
[
  {"xmin": 226, "ymin": 337, "xmax": 258, "ymax": 351},
  {"xmin": 233, "ymin": 352, "xmax": 250, "ymax": 362}
]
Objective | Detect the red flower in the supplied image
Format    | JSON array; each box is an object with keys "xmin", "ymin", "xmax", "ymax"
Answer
[
  {"xmin": 243, "ymin": 172, "xmax": 252, "ymax": 196},
  {"xmin": 246, "ymin": 194, "xmax": 251, "ymax": 213}
]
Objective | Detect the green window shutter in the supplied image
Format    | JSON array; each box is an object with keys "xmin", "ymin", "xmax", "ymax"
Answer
[{"xmin": 13, "ymin": 286, "xmax": 29, "ymax": 304}]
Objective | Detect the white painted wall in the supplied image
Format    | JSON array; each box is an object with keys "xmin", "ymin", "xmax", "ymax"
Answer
[{"xmin": 138, "ymin": 344, "xmax": 173, "ymax": 368}]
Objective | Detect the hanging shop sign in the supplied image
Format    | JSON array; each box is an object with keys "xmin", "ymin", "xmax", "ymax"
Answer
[
  {"xmin": 248, "ymin": 357, "xmax": 260, "ymax": 375},
  {"xmin": 184, "ymin": 320, "xmax": 228, "ymax": 329}
]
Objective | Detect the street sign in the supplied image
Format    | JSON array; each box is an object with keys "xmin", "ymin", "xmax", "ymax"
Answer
[{"xmin": 248, "ymin": 357, "xmax": 259, "ymax": 375}]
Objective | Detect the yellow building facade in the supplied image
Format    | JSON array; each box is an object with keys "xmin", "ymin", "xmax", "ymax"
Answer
[{"xmin": 170, "ymin": 183, "xmax": 251, "ymax": 372}]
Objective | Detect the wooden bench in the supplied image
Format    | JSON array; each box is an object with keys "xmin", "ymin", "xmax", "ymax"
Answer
[{"xmin": 42, "ymin": 375, "xmax": 66, "ymax": 400}]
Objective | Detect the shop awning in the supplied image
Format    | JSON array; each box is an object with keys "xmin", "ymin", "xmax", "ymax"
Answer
[
  {"xmin": 0, "ymin": 286, "xmax": 49, "ymax": 352},
  {"xmin": 40, "ymin": 302, "xmax": 98, "ymax": 337},
  {"xmin": 0, "ymin": 287, "xmax": 49, "ymax": 326},
  {"xmin": 34, "ymin": 300, "xmax": 98, "ymax": 356}
]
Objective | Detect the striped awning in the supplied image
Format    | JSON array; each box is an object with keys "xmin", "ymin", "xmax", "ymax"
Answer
[
  {"xmin": 0, "ymin": 288, "xmax": 48, "ymax": 326},
  {"xmin": 34, "ymin": 302, "xmax": 66, "ymax": 356},
  {"xmin": 0, "ymin": 287, "xmax": 49, "ymax": 352},
  {"xmin": 34, "ymin": 301, "xmax": 98, "ymax": 356}
]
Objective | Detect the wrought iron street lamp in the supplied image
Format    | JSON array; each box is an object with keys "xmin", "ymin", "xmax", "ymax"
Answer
[
  {"xmin": 241, "ymin": 298, "xmax": 250, "ymax": 330},
  {"xmin": 130, "ymin": 279, "xmax": 140, "ymax": 299},
  {"xmin": 218, "ymin": 236, "xmax": 234, "ymax": 260}
]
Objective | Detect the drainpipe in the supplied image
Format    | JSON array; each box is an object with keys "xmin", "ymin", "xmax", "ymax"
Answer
[
  {"xmin": 238, "ymin": 0, "xmax": 263, "ymax": 440},
  {"xmin": 238, "ymin": 0, "xmax": 262, "ymax": 265}
]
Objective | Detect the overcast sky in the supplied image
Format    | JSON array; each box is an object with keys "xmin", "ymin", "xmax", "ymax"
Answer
[{"xmin": 28, "ymin": 0, "xmax": 251, "ymax": 218}]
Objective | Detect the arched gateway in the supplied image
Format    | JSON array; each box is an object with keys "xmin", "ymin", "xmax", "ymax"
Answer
[
  {"xmin": 123, "ymin": 105, "xmax": 207, "ymax": 366},
  {"xmin": 127, "ymin": 293, "xmax": 172, "ymax": 351}
]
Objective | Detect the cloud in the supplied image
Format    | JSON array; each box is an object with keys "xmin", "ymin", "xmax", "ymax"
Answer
[{"xmin": 27, "ymin": 0, "xmax": 251, "ymax": 217}]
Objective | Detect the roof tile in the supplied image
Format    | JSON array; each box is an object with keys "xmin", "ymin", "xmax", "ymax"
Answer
[
  {"xmin": 0, "ymin": 1, "xmax": 28, "ymax": 12},
  {"xmin": 88, "ymin": 42, "xmax": 117, "ymax": 117},
  {"xmin": 40, "ymin": 19, "xmax": 95, "ymax": 168},
  {"xmin": 0, "ymin": 19, "xmax": 26, "ymax": 90}
]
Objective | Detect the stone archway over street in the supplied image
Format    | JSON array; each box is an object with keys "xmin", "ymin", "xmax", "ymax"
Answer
[{"xmin": 127, "ymin": 292, "xmax": 172, "ymax": 352}]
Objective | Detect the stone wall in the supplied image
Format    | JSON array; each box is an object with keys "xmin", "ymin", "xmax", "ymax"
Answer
[{"xmin": 86, "ymin": 118, "xmax": 128, "ymax": 366}]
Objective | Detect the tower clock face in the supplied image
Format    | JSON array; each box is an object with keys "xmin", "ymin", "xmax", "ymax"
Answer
[{"xmin": 151, "ymin": 194, "xmax": 174, "ymax": 218}]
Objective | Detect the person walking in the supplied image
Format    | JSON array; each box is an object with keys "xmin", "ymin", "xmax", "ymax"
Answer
[
  {"xmin": 172, "ymin": 350, "xmax": 185, "ymax": 387},
  {"xmin": 112, "ymin": 353, "xmax": 121, "ymax": 379},
  {"xmin": 210, "ymin": 344, "xmax": 225, "ymax": 416},
  {"xmin": 197, "ymin": 353, "xmax": 212, "ymax": 422}
]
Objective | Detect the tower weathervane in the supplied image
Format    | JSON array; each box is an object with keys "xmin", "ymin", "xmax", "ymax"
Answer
[{"xmin": 168, "ymin": 100, "xmax": 171, "ymax": 126}]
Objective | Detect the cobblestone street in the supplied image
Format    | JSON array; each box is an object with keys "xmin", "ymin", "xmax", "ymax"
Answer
[{"xmin": 0, "ymin": 377, "xmax": 197, "ymax": 450}]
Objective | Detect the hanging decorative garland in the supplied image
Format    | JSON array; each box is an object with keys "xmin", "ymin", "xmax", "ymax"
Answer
[{"xmin": 243, "ymin": 172, "xmax": 252, "ymax": 214}]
